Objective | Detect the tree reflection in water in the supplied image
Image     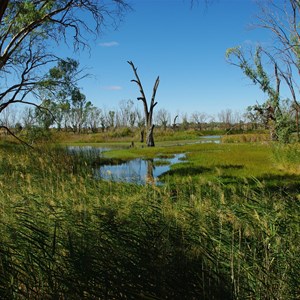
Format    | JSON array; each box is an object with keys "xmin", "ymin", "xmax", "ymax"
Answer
[
  {"xmin": 146, "ymin": 159, "xmax": 155, "ymax": 184},
  {"xmin": 98, "ymin": 153, "xmax": 185, "ymax": 185}
]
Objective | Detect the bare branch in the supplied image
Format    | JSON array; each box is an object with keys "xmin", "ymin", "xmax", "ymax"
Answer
[{"xmin": 127, "ymin": 60, "xmax": 149, "ymax": 121}]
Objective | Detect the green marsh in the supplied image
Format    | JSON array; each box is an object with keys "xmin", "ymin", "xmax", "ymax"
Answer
[{"xmin": 0, "ymin": 141, "xmax": 299, "ymax": 299}]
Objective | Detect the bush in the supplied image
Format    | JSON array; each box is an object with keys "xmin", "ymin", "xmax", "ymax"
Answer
[{"xmin": 24, "ymin": 126, "xmax": 53, "ymax": 145}]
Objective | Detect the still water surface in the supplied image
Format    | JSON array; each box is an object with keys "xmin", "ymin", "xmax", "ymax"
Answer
[
  {"xmin": 68, "ymin": 135, "xmax": 220, "ymax": 184},
  {"xmin": 97, "ymin": 154, "xmax": 185, "ymax": 185},
  {"xmin": 68, "ymin": 146, "xmax": 185, "ymax": 184}
]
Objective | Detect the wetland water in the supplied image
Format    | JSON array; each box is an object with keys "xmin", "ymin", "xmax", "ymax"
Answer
[
  {"xmin": 68, "ymin": 135, "xmax": 220, "ymax": 184},
  {"xmin": 98, "ymin": 154, "xmax": 185, "ymax": 184},
  {"xmin": 68, "ymin": 145, "xmax": 185, "ymax": 184},
  {"xmin": 68, "ymin": 146, "xmax": 185, "ymax": 184}
]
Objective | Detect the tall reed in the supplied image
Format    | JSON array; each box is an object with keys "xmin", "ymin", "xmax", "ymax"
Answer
[{"xmin": 0, "ymin": 145, "xmax": 299, "ymax": 299}]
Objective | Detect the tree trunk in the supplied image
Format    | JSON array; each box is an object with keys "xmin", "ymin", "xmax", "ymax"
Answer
[
  {"xmin": 172, "ymin": 115, "xmax": 178, "ymax": 130},
  {"xmin": 140, "ymin": 128, "xmax": 144, "ymax": 143},
  {"xmin": 0, "ymin": 0, "xmax": 9, "ymax": 24},
  {"xmin": 146, "ymin": 124, "xmax": 155, "ymax": 147}
]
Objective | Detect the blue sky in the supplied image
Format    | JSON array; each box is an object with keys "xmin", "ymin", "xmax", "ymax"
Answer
[{"xmin": 72, "ymin": 0, "xmax": 271, "ymax": 119}]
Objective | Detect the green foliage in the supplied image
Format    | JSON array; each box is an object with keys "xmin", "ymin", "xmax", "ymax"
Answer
[
  {"xmin": 4, "ymin": 1, "xmax": 53, "ymax": 35},
  {"xmin": 34, "ymin": 100, "xmax": 55, "ymax": 130},
  {"xmin": 226, "ymin": 46, "xmax": 294, "ymax": 142},
  {"xmin": 39, "ymin": 58, "xmax": 92, "ymax": 133},
  {"xmin": 272, "ymin": 143, "xmax": 300, "ymax": 172},
  {"xmin": 109, "ymin": 127, "xmax": 133, "ymax": 138},
  {"xmin": 222, "ymin": 133, "xmax": 270, "ymax": 143},
  {"xmin": 24, "ymin": 126, "xmax": 53, "ymax": 145},
  {"xmin": 276, "ymin": 113, "xmax": 294, "ymax": 143}
]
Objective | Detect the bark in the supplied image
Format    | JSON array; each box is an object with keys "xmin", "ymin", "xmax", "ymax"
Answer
[
  {"xmin": 146, "ymin": 124, "xmax": 155, "ymax": 147},
  {"xmin": 0, "ymin": 0, "xmax": 9, "ymax": 24},
  {"xmin": 173, "ymin": 115, "xmax": 178, "ymax": 130}
]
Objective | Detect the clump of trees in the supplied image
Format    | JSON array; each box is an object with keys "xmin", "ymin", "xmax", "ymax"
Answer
[{"xmin": 37, "ymin": 58, "xmax": 93, "ymax": 133}]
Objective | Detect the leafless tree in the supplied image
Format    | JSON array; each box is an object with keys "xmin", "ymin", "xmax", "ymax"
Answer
[
  {"xmin": 0, "ymin": 106, "xmax": 15, "ymax": 130},
  {"xmin": 119, "ymin": 99, "xmax": 134, "ymax": 127},
  {"xmin": 218, "ymin": 109, "xmax": 234, "ymax": 131},
  {"xmin": 155, "ymin": 108, "xmax": 170, "ymax": 131},
  {"xmin": 128, "ymin": 61, "xmax": 159, "ymax": 147},
  {"xmin": 191, "ymin": 111, "xmax": 208, "ymax": 130},
  {"xmin": 172, "ymin": 115, "xmax": 179, "ymax": 130}
]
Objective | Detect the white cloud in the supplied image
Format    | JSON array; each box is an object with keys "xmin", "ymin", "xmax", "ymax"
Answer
[
  {"xmin": 102, "ymin": 85, "xmax": 122, "ymax": 91},
  {"xmin": 99, "ymin": 41, "xmax": 119, "ymax": 47}
]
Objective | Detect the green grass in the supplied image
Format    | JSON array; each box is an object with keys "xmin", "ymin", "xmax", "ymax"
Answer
[
  {"xmin": 104, "ymin": 142, "xmax": 283, "ymax": 177},
  {"xmin": 103, "ymin": 141, "xmax": 300, "ymax": 194},
  {"xmin": 0, "ymin": 142, "xmax": 299, "ymax": 299}
]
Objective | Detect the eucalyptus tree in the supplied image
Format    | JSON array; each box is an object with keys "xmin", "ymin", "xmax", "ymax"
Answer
[
  {"xmin": 128, "ymin": 61, "xmax": 159, "ymax": 147},
  {"xmin": 256, "ymin": 0, "xmax": 300, "ymax": 140},
  {"xmin": 0, "ymin": 0, "xmax": 129, "ymax": 135},
  {"xmin": 86, "ymin": 106, "xmax": 102, "ymax": 133},
  {"xmin": 117, "ymin": 99, "xmax": 134, "ymax": 127},
  {"xmin": 34, "ymin": 99, "xmax": 55, "ymax": 130},
  {"xmin": 226, "ymin": 46, "xmax": 294, "ymax": 142},
  {"xmin": 107, "ymin": 110, "xmax": 116, "ymax": 129},
  {"xmin": 39, "ymin": 58, "xmax": 88, "ymax": 131},
  {"xmin": 69, "ymin": 88, "xmax": 91, "ymax": 133},
  {"xmin": 226, "ymin": 0, "xmax": 300, "ymax": 142}
]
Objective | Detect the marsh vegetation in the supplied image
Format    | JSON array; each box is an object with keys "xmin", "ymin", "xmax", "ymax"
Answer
[{"xmin": 0, "ymin": 138, "xmax": 299, "ymax": 299}]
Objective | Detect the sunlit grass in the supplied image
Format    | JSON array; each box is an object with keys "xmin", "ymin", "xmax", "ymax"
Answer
[
  {"xmin": 105, "ymin": 142, "xmax": 283, "ymax": 179},
  {"xmin": 272, "ymin": 143, "xmax": 300, "ymax": 173}
]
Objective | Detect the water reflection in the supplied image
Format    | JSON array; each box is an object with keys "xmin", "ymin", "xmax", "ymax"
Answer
[
  {"xmin": 67, "ymin": 145, "xmax": 110, "ymax": 154},
  {"xmin": 66, "ymin": 136, "xmax": 219, "ymax": 184},
  {"xmin": 198, "ymin": 135, "xmax": 221, "ymax": 144},
  {"xmin": 97, "ymin": 154, "xmax": 185, "ymax": 185}
]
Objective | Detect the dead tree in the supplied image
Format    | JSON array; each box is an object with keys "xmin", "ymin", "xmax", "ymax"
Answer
[
  {"xmin": 128, "ymin": 61, "xmax": 159, "ymax": 147},
  {"xmin": 172, "ymin": 115, "xmax": 178, "ymax": 130}
]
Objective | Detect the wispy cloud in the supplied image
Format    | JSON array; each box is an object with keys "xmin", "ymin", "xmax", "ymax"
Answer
[
  {"xmin": 99, "ymin": 41, "xmax": 119, "ymax": 47},
  {"xmin": 102, "ymin": 85, "xmax": 122, "ymax": 91}
]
